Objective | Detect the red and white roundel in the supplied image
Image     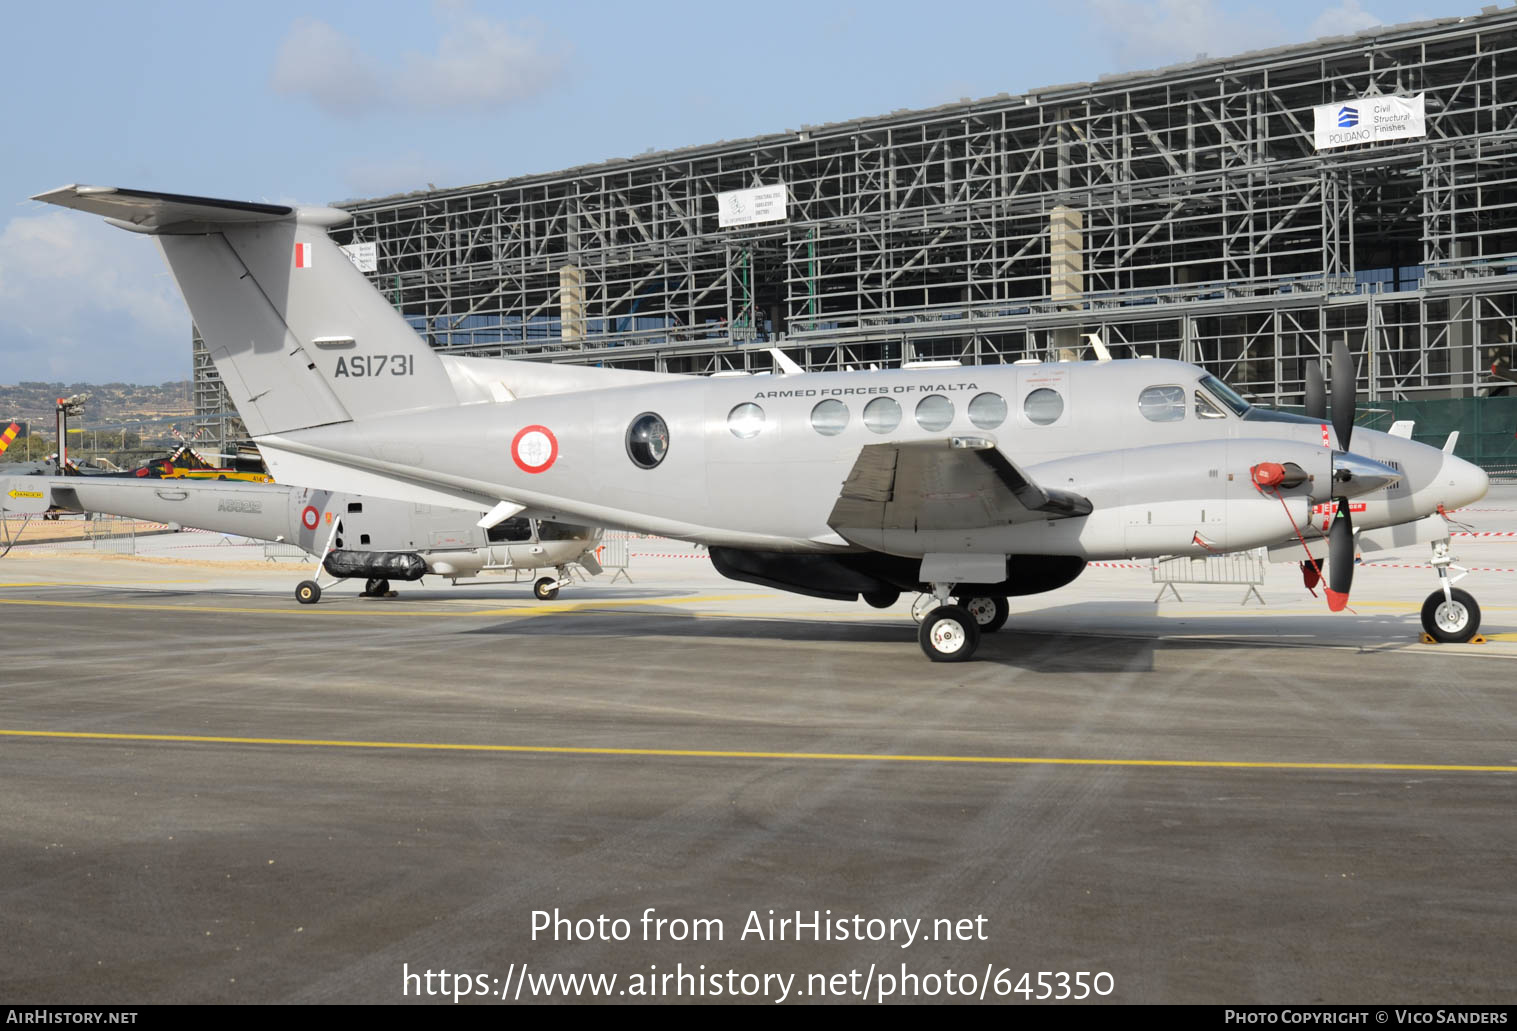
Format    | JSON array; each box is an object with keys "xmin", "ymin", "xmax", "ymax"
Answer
[
  {"xmin": 301, "ymin": 505, "xmax": 320, "ymax": 530},
  {"xmin": 511, "ymin": 425, "xmax": 558, "ymax": 474}
]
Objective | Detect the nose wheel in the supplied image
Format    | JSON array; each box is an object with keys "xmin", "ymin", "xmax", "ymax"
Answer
[{"xmin": 1421, "ymin": 587, "xmax": 1481, "ymax": 643}]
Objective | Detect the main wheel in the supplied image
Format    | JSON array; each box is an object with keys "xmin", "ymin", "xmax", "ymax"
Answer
[
  {"xmin": 862, "ymin": 589, "xmax": 900, "ymax": 609},
  {"xmin": 959, "ymin": 595, "xmax": 1009, "ymax": 633},
  {"xmin": 1421, "ymin": 587, "xmax": 1481, "ymax": 643},
  {"xmin": 295, "ymin": 580, "xmax": 321, "ymax": 605},
  {"xmin": 364, "ymin": 578, "xmax": 390, "ymax": 597},
  {"xmin": 533, "ymin": 576, "xmax": 560, "ymax": 601},
  {"xmin": 918, "ymin": 605, "xmax": 980, "ymax": 662}
]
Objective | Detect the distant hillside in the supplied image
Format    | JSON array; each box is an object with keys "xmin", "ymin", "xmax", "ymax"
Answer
[{"xmin": 0, "ymin": 381, "xmax": 193, "ymax": 429}]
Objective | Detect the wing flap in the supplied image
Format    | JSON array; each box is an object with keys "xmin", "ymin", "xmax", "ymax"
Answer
[{"xmin": 828, "ymin": 439, "xmax": 1092, "ymax": 543}]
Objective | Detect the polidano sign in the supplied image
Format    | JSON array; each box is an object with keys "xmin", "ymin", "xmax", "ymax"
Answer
[{"xmin": 1313, "ymin": 93, "xmax": 1426, "ymax": 149}]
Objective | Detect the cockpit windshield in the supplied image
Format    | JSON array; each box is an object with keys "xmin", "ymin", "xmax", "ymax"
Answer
[{"xmin": 1198, "ymin": 375, "xmax": 1252, "ymax": 416}]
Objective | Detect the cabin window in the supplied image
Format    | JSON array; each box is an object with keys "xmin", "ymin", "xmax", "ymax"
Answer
[
  {"xmin": 1023, "ymin": 388, "xmax": 1064, "ymax": 425},
  {"xmin": 915, "ymin": 394, "xmax": 954, "ymax": 431},
  {"xmin": 1138, "ymin": 385, "xmax": 1186, "ymax": 422},
  {"xmin": 727, "ymin": 403, "xmax": 765, "ymax": 439},
  {"xmin": 863, "ymin": 396, "xmax": 901, "ymax": 434},
  {"xmin": 967, "ymin": 392, "xmax": 1007, "ymax": 429},
  {"xmin": 810, "ymin": 399, "xmax": 849, "ymax": 436},
  {"xmin": 486, "ymin": 518, "xmax": 533, "ymax": 543},
  {"xmin": 539, "ymin": 521, "xmax": 592, "ymax": 541},
  {"xmin": 346, "ymin": 502, "xmax": 363, "ymax": 513},
  {"xmin": 626, "ymin": 412, "xmax": 670, "ymax": 468},
  {"xmin": 1194, "ymin": 391, "xmax": 1227, "ymax": 419}
]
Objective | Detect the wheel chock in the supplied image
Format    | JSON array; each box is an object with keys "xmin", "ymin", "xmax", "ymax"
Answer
[{"xmin": 1418, "ymin": 632, "xmax": 1487, "ymax": 645}]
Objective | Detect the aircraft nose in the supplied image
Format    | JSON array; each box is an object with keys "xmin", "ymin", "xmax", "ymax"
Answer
[{"xmin": 1440, "ymin": 453, "xmax": 1489, "ymax": 510}]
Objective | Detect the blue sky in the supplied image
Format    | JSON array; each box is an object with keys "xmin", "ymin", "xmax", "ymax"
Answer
[{"xmin": 0, "ymin": 0, "xmax": 1462, "ymax": 385}]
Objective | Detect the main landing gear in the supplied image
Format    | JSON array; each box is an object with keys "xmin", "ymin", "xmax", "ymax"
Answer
[
  {"xmin": 533, "ymin": 565, "xmax": 574, "ymax": 601},
  {"xmin": 912, "ymin": 586, "xmax": 1010, "ymax": 662},
  {"xmin": 293, "ymin": 576, "xmax": 396, "ymax": 606},
  {"xmin": 1420, "ymin": 538, "xmax": 1482, "ymax": 644}
]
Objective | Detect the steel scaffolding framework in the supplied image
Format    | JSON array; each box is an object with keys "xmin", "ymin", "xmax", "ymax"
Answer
[{"xmin": 195, "ymin": 7, "xmax": 1517, "ymax": 445}]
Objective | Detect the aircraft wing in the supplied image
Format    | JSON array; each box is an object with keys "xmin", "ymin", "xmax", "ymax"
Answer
[{"xmin": 827, "ymin": 438, "xmax": 1091, "ymax": 543}]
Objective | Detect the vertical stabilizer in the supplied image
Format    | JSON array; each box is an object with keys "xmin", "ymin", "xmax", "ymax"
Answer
[{"xmin": 32, "ymin": 186, "xmax": 458, "ymax": 437}]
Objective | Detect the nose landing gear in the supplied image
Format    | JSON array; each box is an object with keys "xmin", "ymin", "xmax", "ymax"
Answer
[{"xmin": 1420, "ymin": 538, "xmax": 1483, "ymax": 644}]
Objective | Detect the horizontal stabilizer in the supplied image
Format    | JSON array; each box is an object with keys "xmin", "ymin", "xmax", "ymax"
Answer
[{"xmin": 30, "ymin": 185, "xmax": 319, "ymax": 234}]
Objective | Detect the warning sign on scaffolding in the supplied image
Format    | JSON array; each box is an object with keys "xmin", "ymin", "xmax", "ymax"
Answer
[
  {"xmin": 1313, "ymin": 93, "xmax": 1425, "ymax": 149},
  {"xmin": 717, "ymin": 184, "xmax": 788, "ymax": 228},
  {"xmin": 340, "ymin": 241, "xmax": 378, "ymax": 272}
]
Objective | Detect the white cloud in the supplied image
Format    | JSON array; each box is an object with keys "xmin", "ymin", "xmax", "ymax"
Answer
[
  {"xmin": 1085, "ymin": 0, "xmax": 1389, "ymax": 70},
  {"xmin": 1085, "ymin": 0, "xmax": 1287, "ymax": 70},
  {"xmin": 1309, "ymin": 0, "xmax": 1382, "ymax": 39},
  {"xmin": 270, "ymin": 18, "xmax": 383, "ymax": 118},
  {"xmin": 0, "ymin": 212, "xmax": 190, "ymax": 383},
  {"xmin": 271, "ymin": 3, "xmax": 565, "ymax": 117}
]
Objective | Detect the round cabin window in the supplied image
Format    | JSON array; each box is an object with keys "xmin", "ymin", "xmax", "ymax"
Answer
[
  {"xmin": 626, "ymin": 412, "xmax": 670, "ymax": 468},
  {"xmin": 727, "ymin": 402, "xmax": 765, "ymax": 439},
  {"xmin": 863, "ymin": 396, "xmax": 902, "ymax": 434}
]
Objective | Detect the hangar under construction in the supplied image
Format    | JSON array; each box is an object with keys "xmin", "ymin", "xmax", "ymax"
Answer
[{"xmin": 195, "ymin": 6, "xmax": 1517, "ymax": 467}]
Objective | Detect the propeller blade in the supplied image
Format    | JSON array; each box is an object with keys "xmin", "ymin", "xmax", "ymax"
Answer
[
  {"xmin": 1331, "ymin": 339, "xmax": 1356, "ymax": 452},
  {"xmin": 1326, "ymin": 499, "xmax": 1354, "ymax": 611},
  {"xmin": 1304, "ymin": 361, "xmax": 1327, "ymax": 421}
]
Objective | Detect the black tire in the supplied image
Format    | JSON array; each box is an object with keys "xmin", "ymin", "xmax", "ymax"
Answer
[
  {"xmin": 295, "ymin": 580, "xmax": 321, "ymax": 605},
  {"xmin": 534, "ymin": 576, "xmax": 559, "ymax": 601},
  {"xmin": 364, "ymin": 578, "xmax": 391, "ymax": 597},
  {"xmin": 862, "ymin": 589, "xmax": 900, "ymax": 609},
  {"xmin": 1421, "ymin": 588, "xmax": 1481, "ymax": 643},
  {"xmin": 918, "ymin": 605, "xmax": 981, "ymax": 662},
  {"xmin": 959, "ymin": 595, "xmax": 1009, "ymax": 633}
]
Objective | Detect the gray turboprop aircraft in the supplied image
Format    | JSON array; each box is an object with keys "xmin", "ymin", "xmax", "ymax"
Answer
[
  {"xmin": 0, "ymin": 475, "xmax": 603, "ymax": 603},
  {"xmin": 35, "ymin": 185, "xmax": 1491, "ymax": 661}
]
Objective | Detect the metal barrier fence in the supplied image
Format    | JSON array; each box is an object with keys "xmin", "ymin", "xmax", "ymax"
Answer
[
  {"xmin": 0, "ymin": 514, "xmax": 145, "ymax": 556},
  {"xmin": 262, "ymin": 541, "xmax": 312, "ymax": 561},
  {"xmin": 1152, "ymin": 548, "xmax": 1268, "ymax": 605},
  {"xmin": 595, "ymin": 530, "xmax": 633, "ymax": 583}
]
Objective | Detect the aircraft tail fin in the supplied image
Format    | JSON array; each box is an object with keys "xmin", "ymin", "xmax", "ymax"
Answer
[{"xmin": 32, "ymin": 185, "xmax": 457, "ymax": 438}]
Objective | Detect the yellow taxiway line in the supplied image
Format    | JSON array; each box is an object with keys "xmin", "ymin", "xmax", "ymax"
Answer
[
  {"xmin": 0, "ymin": 593, "xmax": 749, "ymax": 618},
  {"xmin": 2, "ymin": 729, "xmax": 1513, "ymax": 774}
]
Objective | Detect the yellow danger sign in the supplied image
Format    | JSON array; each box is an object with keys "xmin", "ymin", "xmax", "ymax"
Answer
[{"xmin": 6, "ymin": 489, "xmax": 44, "ymax": 500}]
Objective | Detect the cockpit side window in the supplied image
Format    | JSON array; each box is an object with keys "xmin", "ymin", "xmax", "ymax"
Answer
[
  {"xmin": 1138, "ymin": 385, "xmax": 1186, "ymax": 422},
  {"xmin": 1194, "ymin": 390, "xmax": 1227, "ymax": 419}
]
